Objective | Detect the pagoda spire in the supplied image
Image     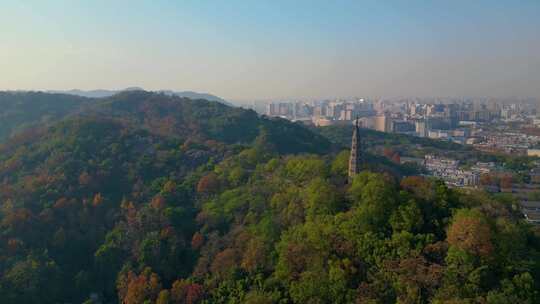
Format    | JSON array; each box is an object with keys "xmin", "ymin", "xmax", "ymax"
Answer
[{"xmin": 348, "ymin": 117, "xmax": 362, "ymax": 181}]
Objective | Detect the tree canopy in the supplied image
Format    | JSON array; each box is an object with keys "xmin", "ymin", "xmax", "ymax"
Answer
[{"xmin": 0, "ymin": 92, "xmax": 538, "ymax": 303}]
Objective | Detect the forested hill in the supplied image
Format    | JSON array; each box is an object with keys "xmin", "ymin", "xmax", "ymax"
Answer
[
  {"xmin": 0, "ymin": 91, "xmax": 539, "ymax": 303},
  {"xmin": 48, "ymin": 88, "xmax": 232, "ymax": 106},
  {"xmin": 0, "ymin": 91, "xmax": 332, "ymax": 303},
  {"xmin": 86, "ymin": 91, "xmax": 331, "ymax": 154},
  {"xmin": 0, "ymin": 91, "xmax": 330, "ymax": 154},
  {"xmin": 0, "ymin": 91, "xmax": 91, "ymax": 140}
]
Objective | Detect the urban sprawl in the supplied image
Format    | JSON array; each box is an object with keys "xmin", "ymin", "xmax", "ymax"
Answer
[{"xmin": 257, "ymin": 97, "xmax": 540, "ymax": 225}]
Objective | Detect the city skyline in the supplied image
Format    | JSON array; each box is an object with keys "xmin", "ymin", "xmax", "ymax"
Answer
[{"xmin": 1, "ymin": 0, "xmax": 540, "ymax": 100}]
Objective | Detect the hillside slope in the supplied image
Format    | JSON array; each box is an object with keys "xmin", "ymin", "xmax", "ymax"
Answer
[
  {"xmin": 85, "ymin": 91, "xmax": 330, "ymax": 154},
  {"xmin": 0, "ymin": 92, "xmax": 332, "ymax": 303},
  {"xmin": 0, "ymin": 92, "xmax": 90, "ymax": 140},
  {"xmin": 0, "ymin": 92, "xmax": 538, "ymax": 304}
]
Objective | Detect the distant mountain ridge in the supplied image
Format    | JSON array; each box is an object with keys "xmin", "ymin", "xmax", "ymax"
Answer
[
  {"xmin": 0, "ymin": 90, "xmax": 330, "ymax": 154},
  {"xmin": 0, "ymin": 89, "xmax": 235, "ymax": 141},
  {"xmin": 47, "ymin": 87, "xmax": 232, "ymax": 106}
]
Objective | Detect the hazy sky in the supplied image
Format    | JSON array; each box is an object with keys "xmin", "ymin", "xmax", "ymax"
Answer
[{"xmin": 1, "ymin": 0, "xmax": 539, "ymax": 100}]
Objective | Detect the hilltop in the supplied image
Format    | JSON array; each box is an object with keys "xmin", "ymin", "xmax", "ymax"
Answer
[
  {"xmin": 47, "ymin": 87, "xmax": 232, "ymax": 106},
  {"xmin": 0, "ymin": 90, "xmax": 233, "ymax": 141}
]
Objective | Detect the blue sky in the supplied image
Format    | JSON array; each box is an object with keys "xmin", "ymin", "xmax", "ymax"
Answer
[{"xmin": 1, "ymin": 0, "xmax": 539, "ymax": 100}]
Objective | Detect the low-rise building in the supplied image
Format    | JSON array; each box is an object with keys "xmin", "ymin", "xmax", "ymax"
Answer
[
  {"xmin": 471, "ymin": 162, "xmax": 497, "ymax": 174},
  {"xmin": 424, "ymin": 155, "xmax": 480, "ymax": 187},
  {"xmin": 520, "ymin": 201, "xmax": 540, "ymax": 225},
  {"xmin": 528, "ymin": 149, "xmax": 540, "ymax": 157}
]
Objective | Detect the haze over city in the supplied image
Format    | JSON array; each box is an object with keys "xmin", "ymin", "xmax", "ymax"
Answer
[{"xmin": 1, "ymin": 0, "xmax": 539, "ymax": 100}]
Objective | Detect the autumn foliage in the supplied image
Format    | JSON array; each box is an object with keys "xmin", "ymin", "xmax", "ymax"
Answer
[
  {"xmin": 447, "ymin": 210, "xmax": 493, "ymax": 257},
  {"xmin": 117, "ymin": 268, "xmax": 162, "ymax": 304},
  {"xmin": 0, "ymin": 92, "xmax": 538, "ymax": 304},
  {"xmin": 196, "ymin": 173, "xmax": 220, "ymax": 194}
]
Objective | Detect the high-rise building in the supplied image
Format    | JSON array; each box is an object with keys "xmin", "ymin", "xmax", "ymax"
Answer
[
  {"xmin": 409, "ymin": 104, "xmax": 417, "ymax": 116},
  {"xmin": 278, "ymin": 103, "xmax": 290, "ymax": 116},
  {"xmin": 358, "ymin": 116, "xmax": 375, "ymax": 129},
  {"xmin": 415, "ymin": 120, "xmax": 427, "ymax": 137},
  {"xmin": 374, "ymin": 114, "xmax": 393, "ymax": 132},
  {"xmin": 266, "ymin": 103, "xmax": 276, "ymax": 116},
  {"xmin": 339, "ymin": 109, "xmax": 353, "ymax": 121}
]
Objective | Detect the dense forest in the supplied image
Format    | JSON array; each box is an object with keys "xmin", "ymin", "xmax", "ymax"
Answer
[
  {"xmin": 0, "ymin": 92, "xmax": 539, "ymax": 303},
  {"xmin": 0, "ymin": 92, "xmax": 91, "ymax": 140}
]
